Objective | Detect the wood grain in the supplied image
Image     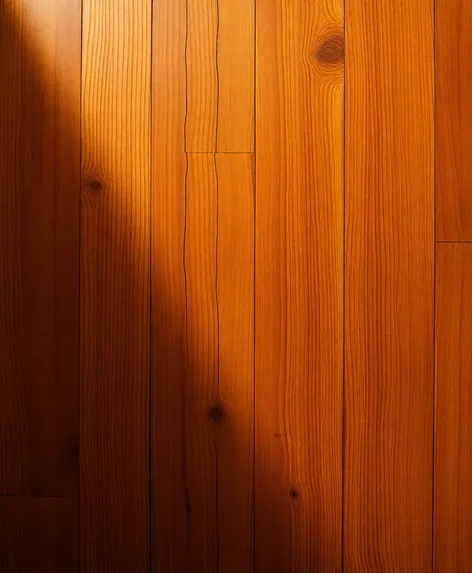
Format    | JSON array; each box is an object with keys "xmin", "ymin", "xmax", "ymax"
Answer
[
  {"xmin": 345, "ymin": 0, "xmax": 434, "ymax": 570},
  {"xmin": 186, "ymin": 0, "xmax": 254, "ymax": 152},
  {"xmin": 255, "ymin": 0, "xmax": 344, "ymax": 570},
  {"xmin": 151, "ymin": 0, "xmax": 188, "ymax": 570},
  {"xmin": 152, "ymin": 2, "xmax": 254, "ymax": 569},
  {"xmin": 435, "ymin": 244, "xmax": 472, "ymax": 572},
  {"xmin": 436, "ymin": 0, "xmax": 472, "ymax": 240},
  {"xmin": 0, "ymin": 497, "xmax": 77, "ymax": 573},
  {"xmin": 80, "ymin": 0, "xmax": 151, "ymax": 570},
  {"xmin": 215, "ymin": 153, "xmax": 254, "ymax": 572},
  {"xmin": 152, "ymin": 153, "xmax": 254, "ymax": 572},
  {"xmin": 0, "ymin": 0, "xmax": 80, "ymax": 496},
  {"xmin": 217, "ymin": 0, "xmax": 254, "ymax": 152}
]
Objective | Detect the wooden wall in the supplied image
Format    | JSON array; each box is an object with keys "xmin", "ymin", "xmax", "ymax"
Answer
[{"xmin": 0, "ymin": 0, "xmax": 470, "ymax": 571}]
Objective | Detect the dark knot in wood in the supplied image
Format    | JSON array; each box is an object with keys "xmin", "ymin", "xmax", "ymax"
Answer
[{"xmin": 316, "ymin": 36, "xmax": 344, "ymax": 65}]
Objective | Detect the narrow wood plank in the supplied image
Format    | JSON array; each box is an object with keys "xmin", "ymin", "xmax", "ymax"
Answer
[
  {"xmin": 0, "ymin": 497, "xmax": 77, "ymax": 572},
  {"xmin": 0, "ymin": 0, "xmax": 80, "ymax": 496},
  {"xmin": 186, "ymin": 0, "xmax": 217, "ymax": 151},
  {"xmin": 436, "ymin": 0, "xmax": 472, "ymax": 240},
  {"xmin": 80, "ymin": 0, "xmax": 151, "ymax": 570},
  {"xmin": 435, "ymin": 244, "xmax": 472, "ymax": 572},
  {"xmin": 256, "ymin": 0, "xmax": 344, "ymax": 570},
  {"xmin": 345, "ymin": 0, "xmax": 434, "ymax": 570},
  {"xmin": 184, "ymin": 154, "xmax": 219, "ymax": 571},
  {"xmin": 186, "ymin": 0, "xmax": 254, "ymax": 152},
  {"xmin": 217, "ymin": 0, "xmax": 254, "ymax": 152},
  {"xmin": 215, "ymin": 153, "xmax": 254, "ymax": 572},
  {"xmin": 151, "ymin": 0, "xmax": 188, "ymax": 570}
]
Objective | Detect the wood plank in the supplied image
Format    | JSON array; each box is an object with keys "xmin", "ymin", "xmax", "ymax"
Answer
[
  {"xmin": 217, "ymin": 0, "xmax": 254, "ymax": 152},
  {"xmin": 215, "ymin": 153, "xmax": 254, "ymax": 572},
  {"xmin": 151, "ymin": 0, "xmax": 188, "ymax": 570},
  {"xmin": 0, "ymin": 0, "xmax": 80, "ymax": 496},
  {"xmin": 255, "ymin": 0, "xmax": 344, "ymax": 570},
  {"xmin": 80, "ymin": 0, "xmax": 151, "ymax": 570},
  {"xmin": 0, "ymin": 497, "xmax": 77, "ymax": 572},
  {"xmin": 435, "ymin": 244, "xmax": 472, "ymax": 572},
  {"xmin": 186, "ymin": 0, "xmax": 254, "ymax": 152},
  {"xmin": 436, "ymin": 0, "xmax": 472, "ymax": 240},
  {"xmin": 344, "ymin": 0, "xmax": 434, "ymax": 570}
]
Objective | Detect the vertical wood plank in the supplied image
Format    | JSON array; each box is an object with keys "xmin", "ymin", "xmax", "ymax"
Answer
[
  {"xmin": 217, "ymin": 0, "xmax": 254, "ymax": 152},
  {"xmin": 345, "ymin": 0, "xmax": 434, "ymax": 570},
  {"xmin": 436, "ymin": 0, "xmax": 472, "ymax": 240},
  {"xmin": 435, "ymin": 244, "xmax": 472, "ymax": 572},
  {"xmin": 256, "ymin": 0, "xmax": 344, "ymax": 570},
  {"xmin": 215, "ymin": 153, "xmax": 254, "ymax": 572},
  {"xmin": 0, "ymin": 497, "xmax": 78, "ymax": 573},
  {"xmin": 80, "ymin": 0, "xmax": 151, "ymax": 570},
  {"xmin": 0, "ymin": 0, "xmax": 80, "ymax": 496},
  {"xmin": 151, "ymin": 0, "xmax": 188, "ymax": 570},
  {"xmin": 186, "ymin": 0, "xmax": 217, "ymax": 151},
  {"xmin": 184, "ymin": 154, "xmax": 219, "ymax": 572},
  {"xmin": 186, "ymin": 0, "xmax": 254, "ymax": 152}
]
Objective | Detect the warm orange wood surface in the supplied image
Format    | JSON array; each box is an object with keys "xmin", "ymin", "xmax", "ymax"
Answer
[
  {"xmin": 186, "ymin": 0, "xmax": 254, "ymax": 152},
  {"xmin": 256, "ymin": 0, "xmax": 344, "ymax": 570},
  {"xmin": 1, "ymin": 0, "xmax": 472, "ymax": 570},
  {"xmin": 0, "ymin": 0, "xmax": 80, "ymax": 497},
  {"xmin": 0, "ymin": 497, "xmax": 77, "ymax": 572},
  {"xmin": 80, "ymin": 0, "xmax": 151, "ymax": 570},
  {"xmin": 435, "ymin": 244, "xmax": 472, "ymax": 572},
  {"xmin": 436, "ymin": 0, "xmax": 472, "ymax": 240},
  {"xmin": 345, "ymin": 0, "xmax": 435, "ymax": 570}
]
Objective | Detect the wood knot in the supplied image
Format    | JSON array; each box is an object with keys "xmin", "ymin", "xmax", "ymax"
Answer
[
  {"xmin": 208, "ymin": 405, "xmax": 225, "ymax": 424},
  {"xmin": 81, "ymin": 175, "xmax": 106, "ymax": 200},
  {"xmin": 316, "ymin": 36, "xmax": 344, "ymax": 65},
  {"xmin": 289, "ymin": 487, "xmax": 300, "ymax": 500}
]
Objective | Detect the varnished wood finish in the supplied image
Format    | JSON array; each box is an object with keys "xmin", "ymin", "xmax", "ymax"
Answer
[
  {"xmin": 80, "ymin": 0, "xmax": 151, "ymax": 570},
  {"xmin": 436, "ymin": 0, "xmax": 472, "ymax": 240},
  {"xmin": 3, "ymin": 0, "xmax": 472, "ymax": 570},
  {"xmin": 213, "ymin": 153, "xmax": 255, "ymax": 572},
  {"xmin": 435, "ymin": 244, "xmax": 472, "ymax": 572},
  {"xmin": 151, "ymin": 1, "xmax": 188, "ymax": 570},
  {"xmin": 152, "ymin": 2, "xmax": 254, "ymax": 570},
  {"xmin": 0, "ymin": 0, "xmax": 80, "ymax": 497},
  {"xmin": 186, "ymin": 0, "xmax": 254, "ymax": 152},
  {"xmin": 151, "ymin": 152, "xmax": 254, "ymax": 572},
  {"xmin": 256, "ymin": 0, "xmax": 344, "ymax": 570},
  {"xmin": 345, "ymin": 0, "xmax": 435, "ymax": 570},
  {"xmin": 0, "ymin": 497, "xmax": 78, "ymax": 573}
]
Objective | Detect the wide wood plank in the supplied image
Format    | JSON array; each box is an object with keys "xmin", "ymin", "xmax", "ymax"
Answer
[
  {"xmin": 345, "ymin": 0, "xmax": 434, "ymax": 570},
  {"xmin": 0, "ymin": 497, "xmax": 77, "ymax": 573},
  {"xmin": 80, "ymin": 0, "xmax": 151, "ymax": 570},
  {"xmin": 186, "ymin": 0, "xmax": 254, "ymax": 152},
  {"xmin": 0, "ymin": 0, "xmax": 80, "ymax": 496},
  {"xmin": 435, "ymin": 244, "xmax": 472, "ymax": 572},
  {"xmin": 436, "ymin": 0, "xmax": 472, "ymax": 240},
  {"xmin": 255, "ymin": 0, "xmax": 344, "ymax": 570}
]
